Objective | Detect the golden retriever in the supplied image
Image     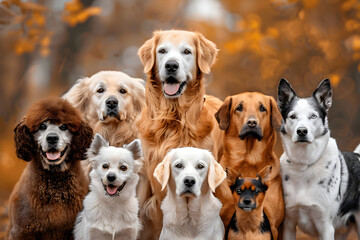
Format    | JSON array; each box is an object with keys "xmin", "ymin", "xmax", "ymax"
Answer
[
  {"xmin": 215, "ymin": 92, "xmax": 284, "ymax": 239},
  {"xmin": 63, "ymin": 70, "xmax": 145, "ymax": 147},
  {"xmin": 137, "ymin": 30, "xmax": 231, "ymax": 238}
]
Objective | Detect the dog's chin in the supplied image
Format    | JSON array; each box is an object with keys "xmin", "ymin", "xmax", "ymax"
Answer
[
  {"xmin": 179, "ymin": 190, "xmax": 197, "ymax": 198},
  {"xmin": 239, "ymin": 129, "xmax": 263, "ymax": 141},
  {"xmin": 102, "ymin": 181, "xmax": 126, "ymax": 197},
  {"xmin": 239, "ymin": 204, "xmax": 256, "ymax": 212},
  {"xmin": 162, "ymin": 76, "xmax": 187, "ymax": 98},
  {"xmin": 101, "ymin": 111, "xmax": 121, "ymax": 123}
]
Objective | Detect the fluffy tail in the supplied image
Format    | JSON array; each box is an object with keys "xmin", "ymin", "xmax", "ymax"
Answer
[{"xmin": 355, "ymin": 144, "xmax": 360, "ymax": 155}]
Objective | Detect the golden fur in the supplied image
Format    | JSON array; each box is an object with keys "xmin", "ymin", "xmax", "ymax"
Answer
[
  {"xmin": 215, "ymin": 92, "xmax": 284, "ymax": 240},
  {"xmin": 137, "ymin": 30, "xmax": 230, "ymax": 238}
]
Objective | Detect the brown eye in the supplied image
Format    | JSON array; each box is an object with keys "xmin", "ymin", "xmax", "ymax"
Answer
[
  {"xmin": 159, "ymin": 49, "xmax": 166, "ymax": 54},
  {"xmin": 39, "ymin": 123, "xmax": 47, "ymax": 131},
  {"xmin": 97, "ymin": 88, "xmax": 104, "ymax": 93},
  {"xmin": 236, "ymin": 188, "xmax": 242, "ymax": 194},
  {"xmin": 184, "ymin": 49, "xmax": 191, "ymax": 55},
  {"xmin": 59, "ymin": 124, "xmax": 68, "ymax": 131},
  {"xmin": 260, "ymin": 105, "xmax": 266, "ymax": 112},
  {"xmin": 289, "ymin": 114, "xmax": 296, "ymax": 120},
  {"xmin": 175, "ymin": 163, "xmax": 183, "ymax": 169},
  {"xmin": 102, "ymin": 163, "xmax": 109, "ymax": 169},
  {"xmin": 119, "ymin": 165, "xmax": 127, "ymax": 171},
  {"xmin": 119, "ymin": 88, "xmax": 127, "ymax": 94},
  {"xmin": 236, "ymin": 104, "xmax": 243, "ymax": 112},
  {"xmin": 197, "ymin": 163, "xmax": 204, "ymax": 169}
]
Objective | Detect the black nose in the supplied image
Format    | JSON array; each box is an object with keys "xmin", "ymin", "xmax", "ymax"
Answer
[
  {"xmin": 243, "ymin": 198, "xmax": 252, "ymax": 205},
  {"xmin": 297, "ymin": 127, "xmax": 308, "ymax": 137},
  {"xmin": 107, "ymin": 174, "xmax": 116, "ymax": 182},
  {"xmin": 247, "ymin": 118, "xmax": 257, "ymax": 128},
  {"xmin": 106, "ymin": 98, "xmax": 118, "ymax": 109},
  {"xmin": 165, "ymin": 60, "xmax": 179, "ymax": 73},
  {"xmin": 184, "ymin": 177, "xmax": 196, "ymax": 187},
  {"xmin": 46, "ymin": 134, "xmax": 59, "ymax": 145}
]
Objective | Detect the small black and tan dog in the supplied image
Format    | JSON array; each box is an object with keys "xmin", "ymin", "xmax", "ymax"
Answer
[{"xmin": 225, "ymin": 165, "xmax": 274, "ymax": 240}]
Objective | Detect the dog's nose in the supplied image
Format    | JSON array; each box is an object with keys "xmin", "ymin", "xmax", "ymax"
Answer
[
  {"xmin": 297, "ymin": 127, "xmax": 308, "ymax": 137},
  {"xmin": 46, "ymin": 134, "xmax": 59, "ymax": 145},
  {"xmin": 184, "ymin": 177, "xmax": 196, "ymax": 187},
  {"xmin": 247, "ymin": 118, "xmax": 257, "ymax": 128},
  {"xmin": 243, "ymin": 198, "xmax": 251, "ymax": 205},
  {"xmin": 165, "ymin": 60, "xmax": 179, "ymax": 73},
  {"xmin": 107, "ymin": 174, "xmax": 116, "ymax": 182},
  {"xmin": 106, "ymin": 98, "xmax": 118, "ymax": 109}
]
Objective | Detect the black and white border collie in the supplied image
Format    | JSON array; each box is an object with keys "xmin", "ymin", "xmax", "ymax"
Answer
[{"xmin": 277, "ymin": 78, "xmax": 360, "ymax": 240}]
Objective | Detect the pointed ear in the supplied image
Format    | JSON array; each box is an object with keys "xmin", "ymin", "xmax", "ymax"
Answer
[
  {"xmin": 154, "ymin": 150, "xmax": 172, "ymax": 191},
  {"xmin": 258, "ymin": 165, "xmax": 273, "ymax": 185},
  {"xmin": 14, "ymin": 119, "xmax": 36, "ymax": 162},
  {"xmin": 269, "ymin": 96, "xmax": 283, "ymax": 131},
  {"xmin": 207, "ymin": 151, "xmax": 226, "ymax": 192},
  {"xmin": 277, "ymin": 78, "xmax": 297, "ymax": 113},
  {"xmin": 87, "ymin": 134, "xmax": 108, "ymax": 159},
  {"xmin": 313, "ymin": 79, "xmax": 332, "ymax": 112},
  {"xmin": 196, "ymin": 32, "xmax": 218, "ymax": 74},
  {"xmin": 138, "ymin": 32, "xmax": 159, "ymax": 76},
  {"xmin": 62, "ymin": 77, "xmax": 91, "ymax": 114},
  {"xmin": 215, "ymin": 97, "xmax": 232, "ymax": 130},
  {"xmin": 125, "ymin": 139, "xmax": 142, "ymax": 160}
]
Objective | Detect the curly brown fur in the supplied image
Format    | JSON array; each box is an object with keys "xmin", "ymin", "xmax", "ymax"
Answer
[{"xmin": 6, "ymin": 97, "xmax": 93, "ymax": 240}]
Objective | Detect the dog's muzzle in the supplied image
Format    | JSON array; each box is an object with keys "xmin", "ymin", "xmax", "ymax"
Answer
[
  {"xmin": 102, "ymin": 180, "xmax": 126, "ymax": 197},
  {"xmin": 295, "ymin": 127, "xmax": 310, "ymax": 143},
  {"xmin": 105, "ymin": 97, "xmax": 120, "ymax": 119},
  {"xmin": 239, "ymin": 125, "xmax": 263, "ymax": 141},
  {"xmin": 238, "ymin": 198, "xmax": 256, "ymax": 212}
]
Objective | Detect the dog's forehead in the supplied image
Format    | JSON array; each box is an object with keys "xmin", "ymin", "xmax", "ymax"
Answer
[
  {"xmin": 157, "ymin": 31, "xmax": 196, "ymax": 49},
  {"xmin": 171, "ymin": 148, "xmax": 209, "ymax": 164},
  {"xmin": 292, "ymin": 98, "xmax": 319, "ymax": 115},
  {"xmin": 89, "ymin": 72, "xmax": 133, "ymax": 90},
  {"xmin": 233, "ymin": 92, "xmax": 269, "ymax": 108},
  {"xmin": 98, "ymin": 147, "xmax": 133, "ymax": 164}
]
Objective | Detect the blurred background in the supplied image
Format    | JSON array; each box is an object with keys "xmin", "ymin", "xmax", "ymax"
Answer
[{"xmin": 0, "ymin": 0, "xmax": 359, "ymax": 238}]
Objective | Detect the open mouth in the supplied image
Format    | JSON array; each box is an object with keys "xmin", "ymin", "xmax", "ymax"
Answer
[
  {"xmin": 41, "ymin": 147, "xmax": 68, "ymax": 162},
  {"xmin": 102, "ymin": 181, "xmax": 126, "ymax": 197},
  {"xmin": 239, "ymin": 130, "xmax": 263, "ymax": 141},
  {"xmin": 163, "ymin": 78, "xmax": 187, "ymax": 97}
]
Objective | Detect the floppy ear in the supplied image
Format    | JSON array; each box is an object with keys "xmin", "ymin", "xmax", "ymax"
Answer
[
  {"xmin": 207, "ymin": 151, "xmax": 226, "ymax": 193},
  {"xmin": 196, "ymin": 33, "xmax": 218, "ymax": 74},
  {"xmin": 258, "ymin": 165, "xmax": 273, "ymax": 185},
  {"xmin": 62, "ymin": 77, "xmax": 91, "ymax": 114},
  {"xmin": 14, "ymin": 119, "xmax": 36, "ymax": 162},
  {"xmin": 277, "ymin": 78, "xmax": 297, "ymax": 113},
  {"xmin": 71, "ymin": 122, "xmax": 93, "ymax": 161},
  {"xmin": 215, "ymin": 97, "xmax": 232, "ymax": 130},
  {"xmin": 138, "ymin": 33, "xmax": 159, "ymax": 76},
  {"xmin": 154, "ymin": 151, "xmax": 172, "ymax": 191},
  {"xmin": 313, "ymin": 78, "xmax": 332, "ymax": 112},
  {"xmin": 269, "ymin": 96, "xmax": 282, "ymax": 131}
]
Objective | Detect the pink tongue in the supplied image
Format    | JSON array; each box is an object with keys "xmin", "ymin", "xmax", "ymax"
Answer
[
  {"xmin": 164, "ymin": 83, "xmax": 180, "ymax": 95},
  {"xmin": 107, "ymin": 186, "xmax": 118, "ymax": 195},
  {"xmin": 46, "ymin": 152, "xmax": 60, "ymax": 160}
]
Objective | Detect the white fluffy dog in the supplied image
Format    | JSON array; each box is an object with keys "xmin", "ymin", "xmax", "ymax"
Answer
[
  {"xmin": 154, "ymin": 147, "xmax": 226, "ymax": 240},
  {"xmin": 74, "ymin": 134, "xmax": 143, "ymax": 240}
]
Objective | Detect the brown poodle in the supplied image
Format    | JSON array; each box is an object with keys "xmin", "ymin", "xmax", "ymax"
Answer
[{"xmin": 6, "ymin": 97, "xmax": 93, "ymax": 240}]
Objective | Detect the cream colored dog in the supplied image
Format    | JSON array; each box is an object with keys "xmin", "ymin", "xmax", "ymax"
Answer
[{"xmin": 154, "ymin": 147, "xmax": 226, "ymax": 240}]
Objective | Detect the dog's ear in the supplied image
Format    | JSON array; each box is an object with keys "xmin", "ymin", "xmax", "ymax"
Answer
[
  {"xmin": 87, "ymin": 133, "xmax": 108, "ymax": 160},
  {"xmin": 71, "ymin": 122, "xmax": 93, "ymax": 161},
  {"xmin": 154, "ymin": 150, "xmax": 172, "ymax": 191},
  {"xmin": 14, "ymin": 119, "xmax": 36, "ymax": 162},
  {"xmin": 131, "ymin": 79, "xmax": 145, "ymax": 114},
  {"xmin": 313, "ymin": 78, "xmax": 332, "ymax": 112},
  {"xmin": 277, "ymin": 78, "xmax": 297, "ymax": 113},
  {"xmin": 258, "ymin": 165, "xmax": 273, "ymax": 185},
  {"xmin": 125, "ymin": 139, "xmax": 142, "ymax": 160},
  {"xmin": 196, "ymin": 32, "xmax": 218, "ymax": 74},
  {"xmin": 138, "ymin": 32, "xmax": 160, "ymax": 76},
  {"xmin": 215, "ymin": 97, "xmax": 232, "ymax": 130},
  {"xmin": 207, "ymin": 151, "xmax": 226, "ymax": 193},
  {"xmin": 269, "ymin": 96, "xmax": 282, "ymax": 131},
  {"xmin": 62, "ymin": 77, "xmax": 91, "ymax": 115}
]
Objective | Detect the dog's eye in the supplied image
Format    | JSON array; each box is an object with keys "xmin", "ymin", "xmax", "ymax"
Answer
[
  {"xmin": 102, "ymin": 163, "xmax": 109, "ymax": 169},
  {"xmin": 97, "ymin": 88, "xmax": 104, "ymax": 93},
  {"xmin": 289, "ymin": 114, "xmax": 296, "ymax": 120},
  {"xmin": 119, "ymin": 165, "xmax": 127, "ymax": 171},
  {"xmin": 236, "ymin": 189, "xmax": 242, "ymax": 194},
  {"xmin": 119, "ymin": 88, "xmax": 127, "ymax": 94},
  {"xmin": 59, "ymin": 124, "xmax": 68, "ymax": 131},
  {"xmin": 254, "ymin": 188, "xmax": 260, "ymax": 195},
  {"xmin": 310, "ymin": 114, "xmax": 317, "ymax": 119},
  {"xmin": 236, "ymin": 104, "xmax": 243, "ymax": 112},
  {"xmin": 259, "ymin": 105, "xmax": 266, "ymax": 112},
  {"xmin": 175, "ymin": 163, "xmax": 183, "ymax": 169},
  {"xmin": 197, "ymin": 163, "xmax": 205, "ymax": 169},
  {"xmin": 38, "ymin": 123, "xmax": 47, "ymax": 131},
  {"xmin": 158, "ymin": 49, "xmax": 166, "ymax": 54},
  {"xmin": 183, "ymin": 49, "xmax": 191, "ymax": 55}
]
